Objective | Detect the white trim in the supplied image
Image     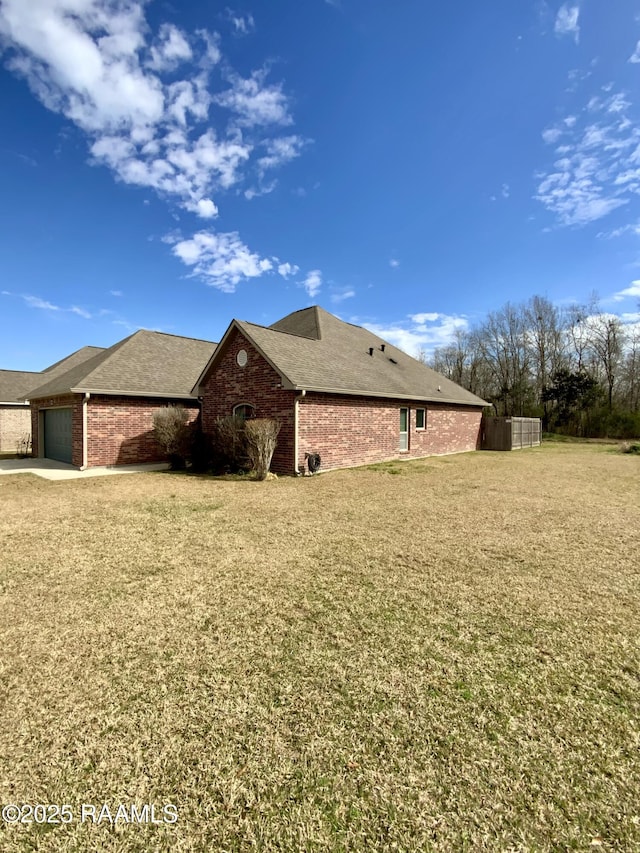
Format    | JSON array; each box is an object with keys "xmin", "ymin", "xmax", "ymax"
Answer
[
  {"xmin": 81, "ymin": 392, "xmax": 90, "ymax": 470},
  {"xmin": 67, "ymin": 388, "xmax": 197, "ymax": 400},
  {"xmin": 416, "ymin": 407, "xmax": 426, "ymax": 430},
  {"xmin": 286, "ymin": 385, "xmax": 487, "ymax": 407},
  {"xmin": 399, "ymin": 407, "xmax": 409, "ymax": 452},
  {"xmin": 293, "ymin": 389, "xmax": 306, "ymax": 474}
]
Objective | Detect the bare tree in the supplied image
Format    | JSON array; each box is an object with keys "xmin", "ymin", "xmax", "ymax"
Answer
[
  {"xmin": 477, "ymin": 303, "xmax": 532, "ymax": 416},
  {"xmin": 244, "ymin": 419, "xmax": 281, "ymax": 480},
  {"xmin": 586, "ymin": 310, "xmax": 625, "ymax": 411},
  {"xmin": 524, "ymin": 295, "xmax": 566, "ymax": 428},
  {"xmin": 619, "ymin": 326, "xmax": 640, "ymax": 412}
]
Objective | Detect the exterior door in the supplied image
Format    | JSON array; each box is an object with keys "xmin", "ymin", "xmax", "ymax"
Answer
[
  {"xmin": 44, "ymin": 408, "xmax": 73, "ymax": 464},
  {"xmin": 399, "ymin": 407, "xmax": 408, "ymax": 451}
]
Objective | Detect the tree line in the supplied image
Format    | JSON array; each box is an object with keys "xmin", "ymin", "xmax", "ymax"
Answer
[{"xmin": 425, "ymin": 295, "xmax": 640, "ymax": 438}]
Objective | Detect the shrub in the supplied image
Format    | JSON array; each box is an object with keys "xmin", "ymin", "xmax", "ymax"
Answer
[
  {"xmin": 152, "ymin": 406, "xmax": 192, "ymax": 469},
  {"xmin": 210, "ymin": 415, "xmax": 249, "ymax": 473},
  {"xmin": 16, "ymin": 433, "xmax": 32, "ymax": 458},
  {"xmin": 621, "ymin": 442, "xmax": 640, "ymax": 455},
  {"xmin": 244, "ymin": 418, "xmax": 280, "ymax": 480}
]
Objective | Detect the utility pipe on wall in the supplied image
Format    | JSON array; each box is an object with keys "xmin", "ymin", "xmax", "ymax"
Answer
[{"xmin": 293, "ymin": 389, "xmax": 306, "ymax": 475}]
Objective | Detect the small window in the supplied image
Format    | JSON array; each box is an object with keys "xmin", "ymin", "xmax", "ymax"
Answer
[
  {"xmin": 233, "ymin": 403, "xmax": 255, "ymax": 420},
  {"xmin": 416, "ymin": 408, "xmax": 426, "ymax": 430}
]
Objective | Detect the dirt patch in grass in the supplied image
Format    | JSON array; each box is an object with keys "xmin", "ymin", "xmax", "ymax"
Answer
[{"xmin": 0, "ymin": 444, "xmax": 639, "ymax": 851}]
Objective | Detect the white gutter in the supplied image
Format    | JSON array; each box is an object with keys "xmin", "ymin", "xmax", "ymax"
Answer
[
  {"xmin": 69, "ymin": 387, "xmax": 197, "ymax": 400},
  {"xmin": 81, "ymin": 392, "xmax": 90, "ymax": 470},
  {"xmin": 285, "ymin": 384, "xmax": 487, "ymax": 407},
  {"xmin": 293, "ymin": 389, "xmax": 306, "ymax": 475}
]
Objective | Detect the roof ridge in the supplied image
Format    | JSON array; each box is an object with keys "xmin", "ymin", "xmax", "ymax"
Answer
[
  {"xmin": 134, "ymin": 329, "xmax": 217, "ymax": 345},
  {"xmin": 240, "ymin": 318, "xmax": 320, "ymax": 342},
  {"xmin": 42, "ymin": 344, "xmax": 105, "ymax": 373},
  {"xmin": 313, "ymin": 305, "xmax": 323, "ymax": 340}
]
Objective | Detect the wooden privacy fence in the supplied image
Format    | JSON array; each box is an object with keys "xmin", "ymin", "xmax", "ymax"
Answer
[{"xmin": 481, "ymin": 416, "xmax": 542, "ymax": 451}]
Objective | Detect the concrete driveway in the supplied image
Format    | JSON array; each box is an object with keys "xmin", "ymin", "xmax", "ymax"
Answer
[{"xmin": 0, "ymin": 458, "xmax": 169, "ymax": 481}]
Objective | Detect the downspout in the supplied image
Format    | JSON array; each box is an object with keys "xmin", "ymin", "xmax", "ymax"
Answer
[
  {"xmin": 294, "ymin": 389, "xmax": 306, "ymax": 475},
  {"xmin": 81, "ymin": 392, "xmax": 90, "ymax": 470}
]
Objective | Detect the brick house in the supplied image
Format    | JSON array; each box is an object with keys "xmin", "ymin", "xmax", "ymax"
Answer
[
  {"xmin": 195, "ymin": 306, "xmax": 488, "ymax": 474},
  {"xmin": 28, "ymin": 331, "xmax": 216, "ymax": 468},
  {"xmin": 0, "ymin": 347, "xmax": 103, "ymax": 453}
]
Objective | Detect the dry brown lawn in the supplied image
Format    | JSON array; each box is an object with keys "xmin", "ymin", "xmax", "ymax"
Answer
[{"xmin": 0, "ymin": 443, "xmax": 638, "ymax": 852}]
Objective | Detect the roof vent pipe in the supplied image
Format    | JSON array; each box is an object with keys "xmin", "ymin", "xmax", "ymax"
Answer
[{"xmin": 368, "ymin": 347, "xmax": 374, "ymax": 356}]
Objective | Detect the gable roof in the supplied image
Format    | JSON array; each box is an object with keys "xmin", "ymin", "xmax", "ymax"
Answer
[
  {"xmin": 28, "ymin": 330, "xmax": 217, "ymax": 401},
  {"xmin": 0, "ymin": 346, "xmax": 106, "ymax": 403},
  {"xmin": 0, "ymin": 370, "xmax": 41, "ymax": 404},
  {"xmin": 196, "ymin": 306, "xmax": 488, "ymax": 407}
]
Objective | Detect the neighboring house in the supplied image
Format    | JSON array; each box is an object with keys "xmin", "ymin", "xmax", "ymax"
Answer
[
  {"xmin": 28, "ymin": 331, "xmax": 216, "ymax": 468},
  {"xmin": 0, "ymin": 347, "xmax": 104, "ymax": 453},
  {"xmin": 195, "ymin": 306, "xmax": 488, "ymax": 474},
  {"xmin": 0, "ymin": 370, "xmax": 39, "ymax": 452}
]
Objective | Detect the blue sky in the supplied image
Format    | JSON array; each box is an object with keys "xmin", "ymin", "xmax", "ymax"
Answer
[{"xmin": 1, "ymin": 0, "xmax": 640, "ymax": 370}]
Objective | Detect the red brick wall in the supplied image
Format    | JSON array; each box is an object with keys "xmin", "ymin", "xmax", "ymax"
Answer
[
  {"xmin": 298, "ymin": 393, "xmax": 483, "ymax": 471},
  {"xmin": 0, "ymin": 405, "xmax": 31, "ymax": 453},
  {"xmin": 200, "ymin": 329, "xmax": 296, "ymax": 474},
  {"xmin": 87, "ymin": 397, "xmax": 199, "ymax": 467},
  {"xmin": 32, "ymin": 394, "xmax": 199, "ymax": 468},
  {"xmin": 31, "ymin": 394, "xmax": 83, "ymax": 467}
]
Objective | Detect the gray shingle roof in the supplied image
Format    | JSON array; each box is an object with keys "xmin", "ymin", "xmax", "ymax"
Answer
[
  {"xmin": 0, "ymin": 370, "xmax": 41, "ymax": 404},
  {"xmin": 28, "ymin": 330, "xmax": 217, "ymax": 400},
  {"xmin": 0, "ymin": 346, "xmax": 106, "ymax": 403},
  {"xmin": 42, "ymin": 346, "xmax": 105, "ymax": 375},
  {"xmin": 199, "ymin": 306, "xmax": 488, "ymax": 407}
]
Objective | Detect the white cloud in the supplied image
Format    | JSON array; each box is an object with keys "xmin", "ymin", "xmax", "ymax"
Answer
[
  {"xmin": 70, "ymin": 305, "xmax": 92, "ymax": 318},
  {"xmin": 109, "ymin": 290, "xmax": 122, "ymax": 296},
  {"xmin": 277, "ymin": 262, "xmax": 299, "ymax": 278},
  {"xmin": 597, "ymin": 221, "xmax": 640, "ymax": 239},
  {"xmin": 542, "ymin": 127, "xmax": 564, "ymax": 144},
  {"xmin": 226, "ymin": 10, "xmax": 255, "ymax": 35},
  {"xmin": 244, "ymin": 181, "xmax": 277, "ymax": 200},
  {"xmin": 165, "ymin": 229, "xmax": 299, "ymax": 292},
  {"xmin": 21, "ymin": 294, "xmax": 92, "ymax": 318},
  {"xmin": 147, "ymin": 23, "xmax": 192, "ymax": 72},
  {"xmin": 612, "ymin": 280, "xmax": 640, "ymax": 302},
  {"xmin": 22, "ymin": 295, "xmax": 60, "ymax": 311},
  {"xmin": 535, "ymin": 89, "xmax": 640, "ymax": 226},
  {"xmin": 501, "ymin": 183, "xmax": 510, "ymax": 198},
  {"xmin": 257, "ymin": 135, "xmax": 306, "ymax": 175},
  {"xmin": 629, "ymin": 41, "xmax": 640, "ymax": 64},
  {"xmin": 0, "ymin": 0, "xmax": 298, "ymax": 220},
  {"xmin": 302, "ymin": 270, "xmax": 322, "ymax": 298},
  {"xmin": 214, "ymin": 70, "xmax": 293, "ymax": 128},
  {"xmin": 184, "ymin": 197, "xmax": 218, "ymax": 218},
  {"xmin": 362, "ymin": 313, "xmax": 470, "ymax": 358},
  {"xmin": 389, "ymin": 258, "xmax": 400, "ymax": 268},
  {"xmin": 410, "ymin": 312, "xmax": 441, "ymax": 324},
  {"xmin": 330, "ymin": 289, "xmax": 355, "ymax": 304},
  {"xmin": 555, "ymin": 4, "xmax": 580, "ymax": 42}
]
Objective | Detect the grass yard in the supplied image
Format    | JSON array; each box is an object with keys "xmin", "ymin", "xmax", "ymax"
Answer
[{"xmin": 0, "ymin": 444, "xmax": 639, "ymax": 852}]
